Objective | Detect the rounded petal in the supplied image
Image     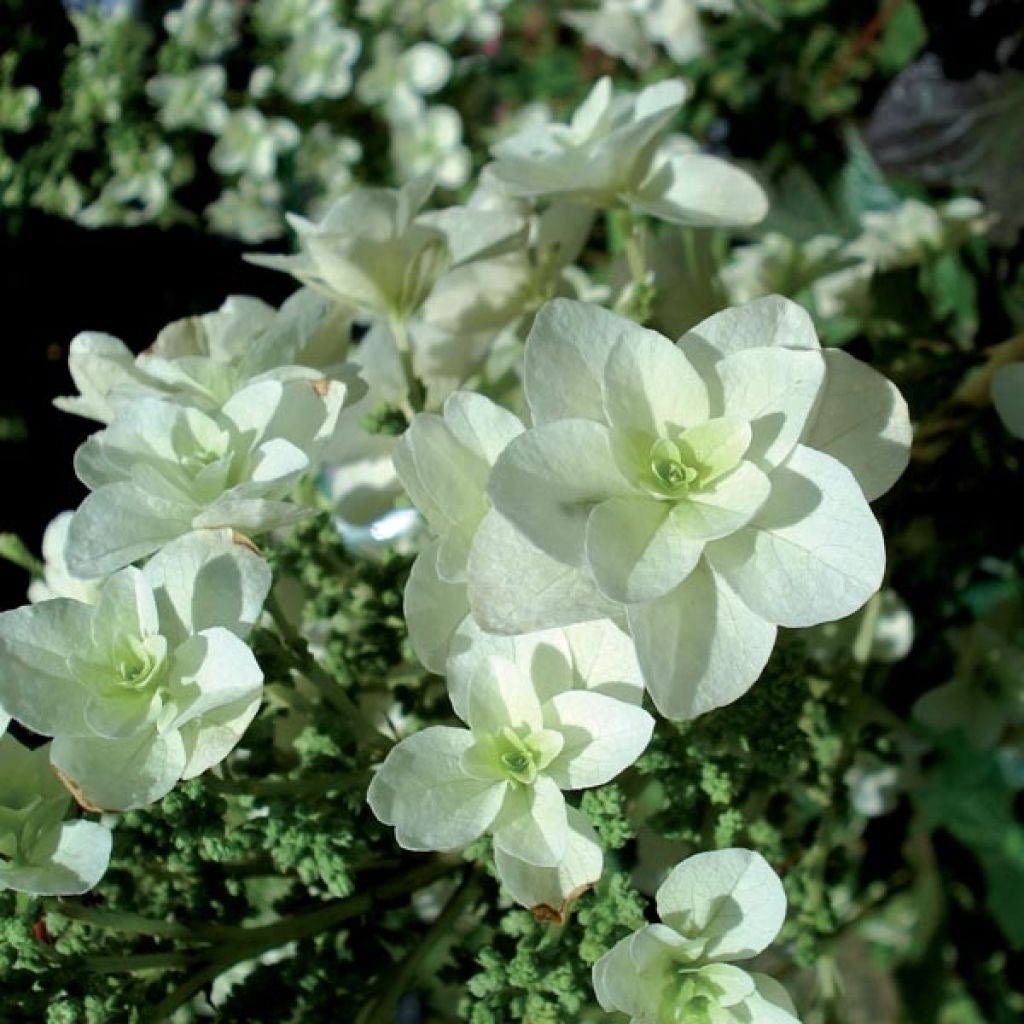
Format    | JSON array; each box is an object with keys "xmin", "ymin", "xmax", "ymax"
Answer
[
  {"xmin": 716, "ymin": 348, "xmax": 826, "ymax": 469},
  {"xmin": 586, "ymin": 497, "xmax": 705, "ymax": 604},
  {"xmin": 627, "ymin": 562, "xmax": 777, "ymax": 721},
  {"xmin": 602, "ymin": 329, "xmax": 710, "ymax": 437},
  {"xmin": 492, "ymin": 775, "xmax": 568, "ymax": 867},
  {"xmin": 706, "ymin": 445, "xmax": 885, "ymax": 628},
  {"xmin": 0, "ymin": 600, "xmax": 92, "ymax": 736},
  {"xmin": 442, "ymin": 390, "xmax": 524, "ymax": 464},
  {"xmin": 142, "ymin": 529, "xmax": 272, "ymax": 642},
  {"xmin": 802, "ymin": 349, "xmax": 912, "ymax": 501},
  {"xmin": 466, "ymin": 511, "xmax": 621, "ymax": 636},
  {"xmin": 487, "ymin": 420, "xmax": 632, "ymax": 564},
  {"xmin": 0, "ymin": 820, "xmax": 112, "ymax": 896},
  {"xmin": 544, "ymin": 690, "xmax": 654, "ymax": 789},
  {"xmin": 178, "ymin": 693, "xmax": 261, "ymax": 780},
  {"xmin": 494, "ymin": 805, "xmax": 603, "ymax": 917},
  {"xmin": 524, "ymin": 298, "xmax": 643, "ymax": 424},
  {"xmin": 630, "ymin": 152, "xmax": 768, "ymax": 228},
  {"xmin": 466, "ymin": 657, "xmax": 544, "ymax": 734},
  {"xmin": 670, "ymin": 461, "xmax": 772, "ymax": 542},
  {"xmin": 50, "ymin": 729, "xmax": 187, "ymax": 812},
  {"xmin": 367, "ymin": 727, "xmax": 505, "ymax": 852},
  {"xmin": 405, "ymin": 541, "xmax": 469, "ymax": 675},
  {"xmin": 656, "ymin": 849, "xmax": 787, "ymax": 961}
]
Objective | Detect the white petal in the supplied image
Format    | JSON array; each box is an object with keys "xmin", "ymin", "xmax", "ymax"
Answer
[
  {"xmin": 50, "ymin": 729, "xmax": 187, "ymax": 812},
  {"xmin": 671, "ymin": 461, "xmax": 772, "ymax": 541},
  {"xmin": 593, "ymin": 932, "xmax": 656, "ymax": 1015},
  {"xmin": 524, "ymin": 298, "xmax": 640, "ymax": 424},
  {"xmin": 492, "ymin": 774, "xmax": 568, "ymax": 867},
  {"xmin": 586, "ymin": 498, "xmax": 704, "ymax": 604},
  {"xmin": 488, "ymin": 420, "xmax": 632, "ymax": 564},
  {"xmin": 627, "ymin": 562, "xmax": 776, "ymax": 721},
  {"xmin": 544, "ymin": 691, "xmax": 654, "ymax": 789},
  {"xmin": 494, "ymin": 805, "xmax": 603, "ymax": 917},
  {"xmin": 744, "ymin": 973, "xmax": 801, "ymax": 1022},
  {"xmin": 466, "ymin": 511, "xmax": 622, "ymax": 635},
  {"xmin": 178, "ymin": 693, "xmax": 261, "ymax": 779},
  {"xmin": 0, "ymin": 601, "xmax": 92, "ymax": 735},
  {"xmin": 0, "ymin": 820, "xmax": 112, "ymax": 896},
  {"xmin": 706, "ymin": 445, "xmax": 885, "ymax": 628},
  {"xmin": 367, "ymin": 727, "xmax": 505, "ymax": 852},
  {"xmin": 656, "ymin": 848, "xmax": 788, "ymax": 960},
  {"xmin": 442, "ymin": 391, "xmax": 524, "ymax": 464},
  {"xmin": 630, "ymin": 152, "xmax": 768, "ymax": 228},
  {"xmin": 602, "ymin": 329, "xmax": 710, "ymax": 437},
  {"xmin": 404, "ymin": 542, "xmax": 469, "ymax": 675},
  {"xmin": 466, "ymin": 657, "xmax": 543, "ymax": 734},
  {"xmin": 802, "ymin": 349, "xmax": 912, "ymax": 501},
  {"xmin": 716, "ymin": 349, "xmax": 825, "ymax": 469}
]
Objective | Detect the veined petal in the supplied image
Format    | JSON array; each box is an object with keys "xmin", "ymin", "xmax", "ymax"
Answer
[
  {"xmin": 466, "ymin": 511, "xmax": 621, "ymax": 636},
  {"xmin": 706, "ymin": 445, "xmax": 885, "ymax": 628},
  {"xmin": 366, "ymin": 727, "xmax": 505, "ymax": 852},
  {"xmin": 802, "ymin": 349, "xmax": 912, "ymax": 501},
  {"xmin": 544, "ymin": 690, "xmax": 654, "ymax": 789},
  {"xmin": 593, "ymin": 931, "xmax": 657, "ymax": 1016},
  {"xmin": 488, "ymin": 420, "xmax": 633, "ymax": 565},
  {"xmin": 603, "ymin": 329, "xmax": 709, "ymax": 438},
  {"xmin": 716, "ymin": 348, "xmax": 825, "ymax": 470},
  {"xmin": 586, "ymin": 497, "xmax": 704, "ymax": 604},
  {"xmin": 467, "ymin": 657, "xmax": 544, "ymax": 735},
  {"xmin": 627, "ymin": 562, "xmax": 776, "ymax": 721},
  {"xmin": 0, "ymin": 819, "xmax": 112, "ymax": 896},
  {"xmin": 656, "ymin": 848, "xmax": 788, "ymax": 961},
  {"xmin": 404, "ymin": 542, "xmax": 469, "ymax": 675},
  {"xmin": 492, "ymin": 774, "xmax": 568, "ymax": 868},
  {"xmin": 178, "ymin": 692, "xmax": 261, "ymax": 780}
]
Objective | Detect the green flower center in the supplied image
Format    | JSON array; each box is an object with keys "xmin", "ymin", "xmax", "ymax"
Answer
[
  {"xmin": 463, "ymin": 725, "xmax": 565, "ymax": 787},
  {"xmin": 650, "ymin": 438, "xmax": 702, "ymax": 493},
  {"xmin": 661, "ymin": 971, "xmax": 723, "ymax": 1024},
  {"xmin": 495, "ymin": 726, "xmax": 544, "ymax": 785}
]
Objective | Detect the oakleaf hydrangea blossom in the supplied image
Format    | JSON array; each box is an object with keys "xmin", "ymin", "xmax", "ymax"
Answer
[
  {"xmin": 593, "ymin": 849, "xmax": 800, "ymax": 1023},
  {"xmin": 146, "ymin": 66, "xmax": 228, "ymax": 133},
  {"xmin": 163, "ymin": 0, "xmax": 239, "ymax": 60},
  {"xmin": 391, "ymin": 105, "xmax": 471, "ymax": 190},
  {"xmin": 394, "ymin": 391, "xmax": 618, "ymax": 673},
  {"xmin": 475, "ymin": 296, "xmax": 911, "ymax": 720},
  {"xmin": 368, "ymin": 640, "xmax": 653, "ymax": 875},
  {"xmin": 0, "ymin": 735, "xmax": 112, "ymax": 895},
  {"xmin": 65, "ymin": 374, "xmax": 347, "ymax": 577},
  {"xmin": 57, "ymin": 289, "xmax": 353, "ymax": 424},
  {"xmin": 278, "ymin": 23, "xmax": 361, "ymax": 104},
  {"xmin": 487, "ymin": 77, "xmax": 767, "ymax": 228},
  {"xmin": 0, "ymin": 531, "xmax": 270, "ymax": 811},
  {"xmin": 249, "ymin": 176, "xmax": 526, "ymax": 324},
  {"xmin": 210, "ymin": 108, "xmax": 300, "ymax": 181}
]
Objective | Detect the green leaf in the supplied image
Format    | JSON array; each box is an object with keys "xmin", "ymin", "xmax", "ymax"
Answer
[
  {"xmin": 914, "ymin": 738, "xmax": 1024, "ymax": 950},
  {"xmin": 877, "ymin": 0, "xmax": 927, "ymax": 74}
]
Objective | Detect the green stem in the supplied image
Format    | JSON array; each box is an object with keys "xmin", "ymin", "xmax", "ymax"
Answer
[
  {"xmin": 358, "ymin": 870, "xmax": 481, "ymax": 1024},
  {"xmin": 45, "ymin": 902, "xmax": 194, "ymax": 940},
  {"xmin": 615, "ymin": 208, "xmax": 648, "ymax": 284},
  {"xmin": 388, "ymin": 316, "xmax": 423, "ymax": 419}
]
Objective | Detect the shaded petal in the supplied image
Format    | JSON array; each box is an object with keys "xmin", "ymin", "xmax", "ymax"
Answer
[
  {"xmin": 586, "ymin": 498, "xmax": 703, "ymax": 604},
  {"xmin": 467, "ymin": 657, "xmax": 543, "ymax": 734},
  {"xmin": 404, "ymin": 541, "xmax": 469, "ymax": 675},
  {"xmin": 178, "ymin": 693, "xmax": 261, "ymax": 779},
  {"xmin": 0, "ymin": 820, "xmax": 112, "ymax": 896},
  {"xmin": 492, "ymin": 774, "xmax": 568, "ymax": 867},
  {"xmin": 627, "ymin": 562, "xmax": 776, "ymax": 721},
  {"xmin": 671, "ymin": 461, "xmax": 771, "ymax": 542}
]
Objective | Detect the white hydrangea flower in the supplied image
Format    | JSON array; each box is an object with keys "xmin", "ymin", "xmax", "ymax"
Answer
[
  {"xmin": 278, "ymin": 22, "xmax": 361, "ymax": 104},
  {"xmin": 487, "ymin": 77, "xmax": 767, "ymax": 228},
  {"xmin": 210, "ymin": 108, "xmax": 300, "ymax": 181},
  {"xmin": 392, "ymin": 105, "xmax": 471, "ymax": 191},
  {"xmin": 475, "ymin": 296, "xmax": 911, "ymax": 720},
  {"xmin": 76, "ymin": 142, "xmax": 182, "ymax": 229},
  {"xmin": 0, "ymin": 531, "xmax": 270, "ymax": 811},
  {"xmin": 593, "ymin": 849, "xmax": 800, "ymax": 1024},
  {"xmin": 992, "ymin": 363, "xmax": 1024, "ymax": 439},
  {"xmin": 248, "ymin": 176, "xmax": 526, "ymax": 323},
  {"xmin": 426, "ymin": 0, "xmax": 508, "ymax": 43},
  {"xmin": 27, "ymin": 512, "xmax": 102, "ymax": 605},
  {"xmin": 163, "ymin": 0, "xmax": 239, "ymax": 59},
  {"xmin": 394, "ymin": 392, "xmax": 618, "ymax": 673},
  {"xmin": 65, "ymin": 375, "xmax": 347, "ymax": 576},
  {"xmin": 357, "ymin": 31, "xmax": 453, "ymax": 120},
  {"xmin": 367, "ymin": 640, "xmax": 653, "ymax": 872},
  {"xmin": 0, "ymin": 735, "xmax": 112, "ymax": 896},
  {"xmin": 57, "ymin": 288, "xmax": 352, "ymax": 423},
  {"xmin": 146, "ymin": 66, "xmax": 228, "ymax": 132},
  {"xmin": 206, "ymin": 177, "xmax": 287, "ymax": 243}
]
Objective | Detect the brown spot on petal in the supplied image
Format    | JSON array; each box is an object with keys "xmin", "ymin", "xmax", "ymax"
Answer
[
  {"xmin": 311, "ymin": 378, "xmax": 332, "ymax": 397},
  {"xmin": 529, "ymin": 882, "xmax": 595, "ymax": 926},
  {"xmin": 53, "ymin": 765, "xmax": 105, "ymax": 813},
  {"xmin": 230, "ymin": 531, "xmax": 262, "ymax": 556}
]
